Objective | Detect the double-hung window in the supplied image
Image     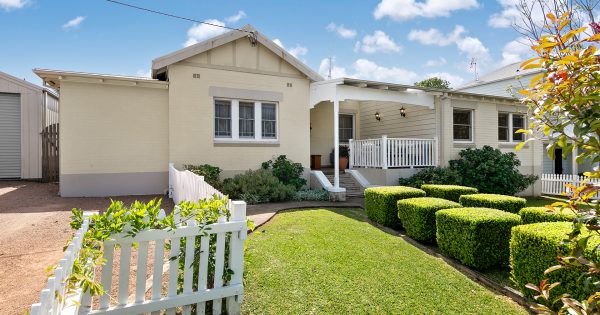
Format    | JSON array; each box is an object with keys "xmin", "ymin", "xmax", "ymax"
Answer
[
  {"xmin": 214, "ymin": 99, "xmax": 278, "ymax": 141},
  {"xmin": 339, "ymin": 114, "xmax": 354, "ymax": 143},
  {"xmin": 498, "ymin": 113, "xmax": 525, "ymax": 142},
  {"xmin": 453, "ymin": 109, "xmax": 473, "ymax": 141},
  {"xmin": 239, "ymin": 102, "xmax": 255, "ymax": 138},
  {"xmin": 261, "ymin": 103, "xmax": 277, "ymax": 139},
  {"xmin": 214, "ymin": 100, "xmax": 232, "ymax": 138}
]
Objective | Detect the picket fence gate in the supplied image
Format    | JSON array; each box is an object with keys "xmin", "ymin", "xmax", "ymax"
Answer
[
  {"xmin": 31, "ymin": 164, "xmax": 247, "ymax": 315},
  {"xmin": 541, "ymin": 173, "xmax": 600, "ymax": 197}
]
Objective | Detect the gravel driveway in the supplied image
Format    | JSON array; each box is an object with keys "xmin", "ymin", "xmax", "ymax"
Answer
[{"xmin": 0, "ymin": 181, "xmax": 173, "ymax": 315}]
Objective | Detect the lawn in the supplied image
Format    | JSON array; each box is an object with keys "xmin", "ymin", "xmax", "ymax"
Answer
[{"xmin": 242, "ymin": 208, "xmax": 527, "ymax": 314}]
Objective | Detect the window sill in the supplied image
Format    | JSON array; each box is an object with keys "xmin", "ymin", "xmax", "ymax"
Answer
[
  {"xmin": 498, "ymin": 142, "xmax": 528, "ymax": 149},
  {"xmin": 213, "ymin": 139, "xmax": 280, "ymax": 147},
  {"xmin": 453, "ymin": 141, "xmax": 476, "ymax": 148}
]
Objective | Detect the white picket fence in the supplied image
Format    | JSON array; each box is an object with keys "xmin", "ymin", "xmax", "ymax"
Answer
[
  {"xmin": 349, "ymin": 136, "xmax": 438, "ymax": 169},
  {"xmin": 541, "ymin": 173, "xmax": 600, "ymax": 196},
  {"xmin": 32, "ymin": 164, "xmax": 247, "ymax": 315}
]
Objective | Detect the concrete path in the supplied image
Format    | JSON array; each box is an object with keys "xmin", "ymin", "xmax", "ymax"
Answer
[{"xmin": 246, "ymin": 197, "xmax": 364, "ymax": 229}]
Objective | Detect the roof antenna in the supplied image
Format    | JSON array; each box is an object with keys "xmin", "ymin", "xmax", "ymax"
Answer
[
  {"xmin": 247, "ymin": 31, "xmax": 258, "ymax": 47},
  {"xmin": 328, "ymin": 56, "xmax": 333, "ymax": 80},
  {"xmin": 469, "ymin": 57, "xmax": 478, "ymax": 81}
]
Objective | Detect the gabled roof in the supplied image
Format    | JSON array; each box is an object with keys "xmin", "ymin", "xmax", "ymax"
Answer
[
  {"xmin": 456, "ymin": 61, "xmax": 543, "ymax": 90},
  {"xmin": 0, "ymin": 70, "xmax": 44, "ymax": 92},
  {"xmin": 151, "ymin": 24, "xmax": 323, "ymax": 82}
]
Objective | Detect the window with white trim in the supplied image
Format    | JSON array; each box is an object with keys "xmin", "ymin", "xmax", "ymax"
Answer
[
  {"xmin": 453, "ymin": 109, "xmax": 472, "ymax": 141},
  {"xmin": 498, "ymin": 112, "xmax": 525, "ymax": 142},
  {"xmin": 214, "ymin": 99, "xmax": 278, "ymax": 141},
  {"xmin": 339, "ymin": 114, "xmax": 354, "ymax": 143},
  {"xmin": 261, "ymin": 103, "xmax": 277, "ymax": 139}
]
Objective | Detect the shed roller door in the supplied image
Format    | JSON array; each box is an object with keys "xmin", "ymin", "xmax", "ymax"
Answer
[{"xmin": 0, "ymin": 93, "xmax": 21, "ymax": 178}]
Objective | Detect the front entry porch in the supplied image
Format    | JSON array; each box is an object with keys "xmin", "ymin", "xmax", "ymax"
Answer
[{"xmin": 309, "ymin": 78, "xmax": 441, "ymax": 198}]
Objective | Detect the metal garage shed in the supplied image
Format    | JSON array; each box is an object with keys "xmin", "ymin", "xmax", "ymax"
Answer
[{"xmin": 0, "ymin": 71, "xmax": 59, "ymax": 181}]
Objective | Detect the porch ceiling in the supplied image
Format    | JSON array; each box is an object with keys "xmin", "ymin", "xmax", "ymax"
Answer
[{"xmin": 310, "ymin": 78, "xmax": 442, "ymax": 109}]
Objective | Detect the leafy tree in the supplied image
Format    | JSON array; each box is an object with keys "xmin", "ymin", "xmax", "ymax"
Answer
[
  {"xmin": 414, "ymin": 77, "xmax": 452, "ymax": 90},
  {"xmin": 516, "ymin": 10, "xmax": 600, "ymax": 314}
]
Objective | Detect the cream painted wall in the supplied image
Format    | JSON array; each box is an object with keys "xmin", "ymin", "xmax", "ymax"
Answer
[
  {"xmin": 168, "ymin": 38, "xmax": 311, "ymax": 175},
  {"xmin": 359, "ymin": 101, "xmax": 436, "ymax": 139},
  {"xmin": 309, "ymin": 100, "xmax": 360, "ymax": 167},
  {"xmin": 439, "ymin": 96, "xmax": 543, "ymax": 195},
  {"xmin": 59, "ymin": 81, "xmax": 169, "ymax": 175}
]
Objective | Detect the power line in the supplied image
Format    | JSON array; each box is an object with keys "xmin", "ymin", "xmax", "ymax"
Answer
[{"xmin": 105, "ymin": 0, "xmax": 254, "ymax": 35}]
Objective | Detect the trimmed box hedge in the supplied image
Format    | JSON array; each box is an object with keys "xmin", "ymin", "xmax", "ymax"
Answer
[
  {"xmin": 510, "ymin": 222, "xmax": 600, "ymax": 301},
  {"xmin": 436, "ymin": 207, "xmax": 521, "ymax": 269},
  {"xmin": 518, "ymin": 207, "xmax": 577, "ymax": 224},
  {"xmin": 420, "ymin": 184, "xmax": 478, "ymax": 202},
  {"xmin": 365, "ymin": 186, "xmax": 426, "ymax": 229},
  {"xmin": 459, "ymin": 193, "xmax": 526, "ymax": 214},
  {"xmin": 397, "ymin": 197, "xmax": 461, "ymax": 243}
]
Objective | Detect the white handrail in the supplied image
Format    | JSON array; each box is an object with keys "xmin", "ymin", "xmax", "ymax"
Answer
[
  {"xmin": 349, "ymin": 136, "xmax": 438, "ymax": 169},
  {"xmin": 541, "ymin": 173, "xmax": 600, "ymax": 196}
]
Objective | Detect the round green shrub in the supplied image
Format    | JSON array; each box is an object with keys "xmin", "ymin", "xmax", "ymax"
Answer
[
  {"xmin": 397, "ymin": 197, "xmax": 461, "ymax": 243},
  {"xmin": 510, "ymin": 222, "xmax": 600, "ymax": 301},
  {"xmin": 364, "ymin": 186, "xmax": 426, "ymax": 229},
  {"xmin": 222, "ymin": 169, "xmax": 296, "ymax": 204},
  {"xmin": 436, "ymin": 207, "xmax": 521, "ymax": 269},
  {"xmin": 518, "ymin": 207, "xmax": 577, "ymax": 224},
  {"xmin": 459, "ymin": 193, "xmax": 526, "ymax": 214},
  {"xmin": 420, "ymin": 184, "xmax": 478, "ymax": 202}
]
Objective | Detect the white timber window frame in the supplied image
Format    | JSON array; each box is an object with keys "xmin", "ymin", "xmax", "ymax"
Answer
[
  {"xmin": 498, "ymin": 112, "xmax": 526, "ymax": 143},
  {"xmin": 453, "ymin": 108, "xmax": 474, "ymax": 143},
  {"xmin": 213, "ymin": 98, "xmax": 279, "ymax": 143},
  {"xmin": 338, "ymin": 113, "xmax": 355, "ymax": 144}
]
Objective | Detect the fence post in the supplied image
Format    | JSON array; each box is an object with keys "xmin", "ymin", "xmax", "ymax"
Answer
[
  {"xmin": 348, "ymin": 139, "xmax": 354, "ymax": 169},
  {"xmin": 381, "ymin": 135, "xmax": 388, "ymax": 170},
  {"xmin": 226, "ymin": 200, "xmax": 247, "ymax": 315}
]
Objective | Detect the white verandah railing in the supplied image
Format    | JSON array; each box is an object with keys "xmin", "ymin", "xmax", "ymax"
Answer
[
  {"xmin": 349, "ymin": 136, "xmax": 438, "ymax": 169},
  {"xmin": 31, "ymin": 164, "xmax": 246, "ymax": 315},
  {"xmin": 541, "ymin": 173, "xmax": 600, "ymax": 196}
]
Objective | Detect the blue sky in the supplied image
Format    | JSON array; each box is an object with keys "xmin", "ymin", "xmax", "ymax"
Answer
[{"xmin": 0, "ymin": 0, "xmax": 535, "ymax": 88}]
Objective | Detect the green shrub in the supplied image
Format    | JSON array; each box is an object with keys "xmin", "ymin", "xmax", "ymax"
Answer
[
  {"xmin": 262, "ymin": 155, "xmax": 306, "ymax": 190},
  {"xmin": 459, "ymin": 193, "xmax": 526, "ymax": 214},
  {"xmin": 222, "ymin": 169, "xmax": 296, "ymax": 204},
  {"xmin": 397, "ymin": 167, "xmax": 462, "ymax": 187},
  {"xmin": 436, "ymin": 208, "xmax": 521, "ymax": 269},
  {"xmin": 448, "ymin": 145, "xmax": 538, "ymax": 195},
  {"xmin": 293, "ymin": 189, "xmax": 330, "ymax": 201},
  {"xmin": 184, "ymin": 164, "xmax": 222, "ymax": 189},
  {"xmin": 365, "ymin": 186, "xmax": 426, "ymax": 229},
  {"xmin": 397, "ymin": 197, "xmax": 461, "ymax": 243},
  {"xmin": 420, "ymin": 184, "xmax": 478, "ymax": 202},
  {"xmin": 510, "ymin": 222, "xmax": 600, "ymax": 301},
  {"xmin": 518, "ymin": 207, "xmax": 577, "ymax": 224}
]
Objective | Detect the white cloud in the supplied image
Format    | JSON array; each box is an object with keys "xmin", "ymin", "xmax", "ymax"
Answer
[
  {"xmin": 272, "ymin": 38, "xmax": 308, "ymax": 58},
  {"xmin": 488, "ymin": 0, "xmax": 544, "ymax": 29},
  {"xmin": 226, "ymin": 10, "xmax": 247, "ymax": 23},
  {"xmin": 425, "ymin": 72, "xmax": 465, "ymax": 87},
  {"xmin": 62, "ymin": 16, "xmax": 86, "ymax": 30},
  {"xmin": 184, "ymin": 19, "xmax": 227, "ymax": 47},
  {"xmin": 407, "ymin": 25, "xmax": 465, "ymax": 46},
  {"xmin": 318, "ymin": 57, "xmax": 348, "ymax": 79},
  {"xmin": 456, "ymin": 36, "xmax": 491, "ymax": 62},
  {"xmin": 500, "ymin": 37, "xmax": 533, "ymax": 66},
  {"xmin": 0, "ymin": 0, "xmax": 26, "ymax": 10},
  {"xmin": 424, "ymin": 57, "xmax": 447, "ymax": 67},
  {"xmin": 355, "ymin": 30, "xmax": 401, "ymax": 54},
  {"xmin": 326, "ymin": 22, "xmax": 357, "ymax": 39},
  {"xmin": 374, "ymin": 0, "xmax": 478, "ymax": 21}
]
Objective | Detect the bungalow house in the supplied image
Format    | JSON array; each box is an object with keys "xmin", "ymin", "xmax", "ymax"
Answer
[{"xmin": 35, "ymin": 24, "xmax": 544, "ymax": 198}]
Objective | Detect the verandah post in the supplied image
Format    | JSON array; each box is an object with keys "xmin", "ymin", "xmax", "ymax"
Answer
[{"xmin": 348, "ymin": 139, "xmax": 354, "ymax": 169}]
